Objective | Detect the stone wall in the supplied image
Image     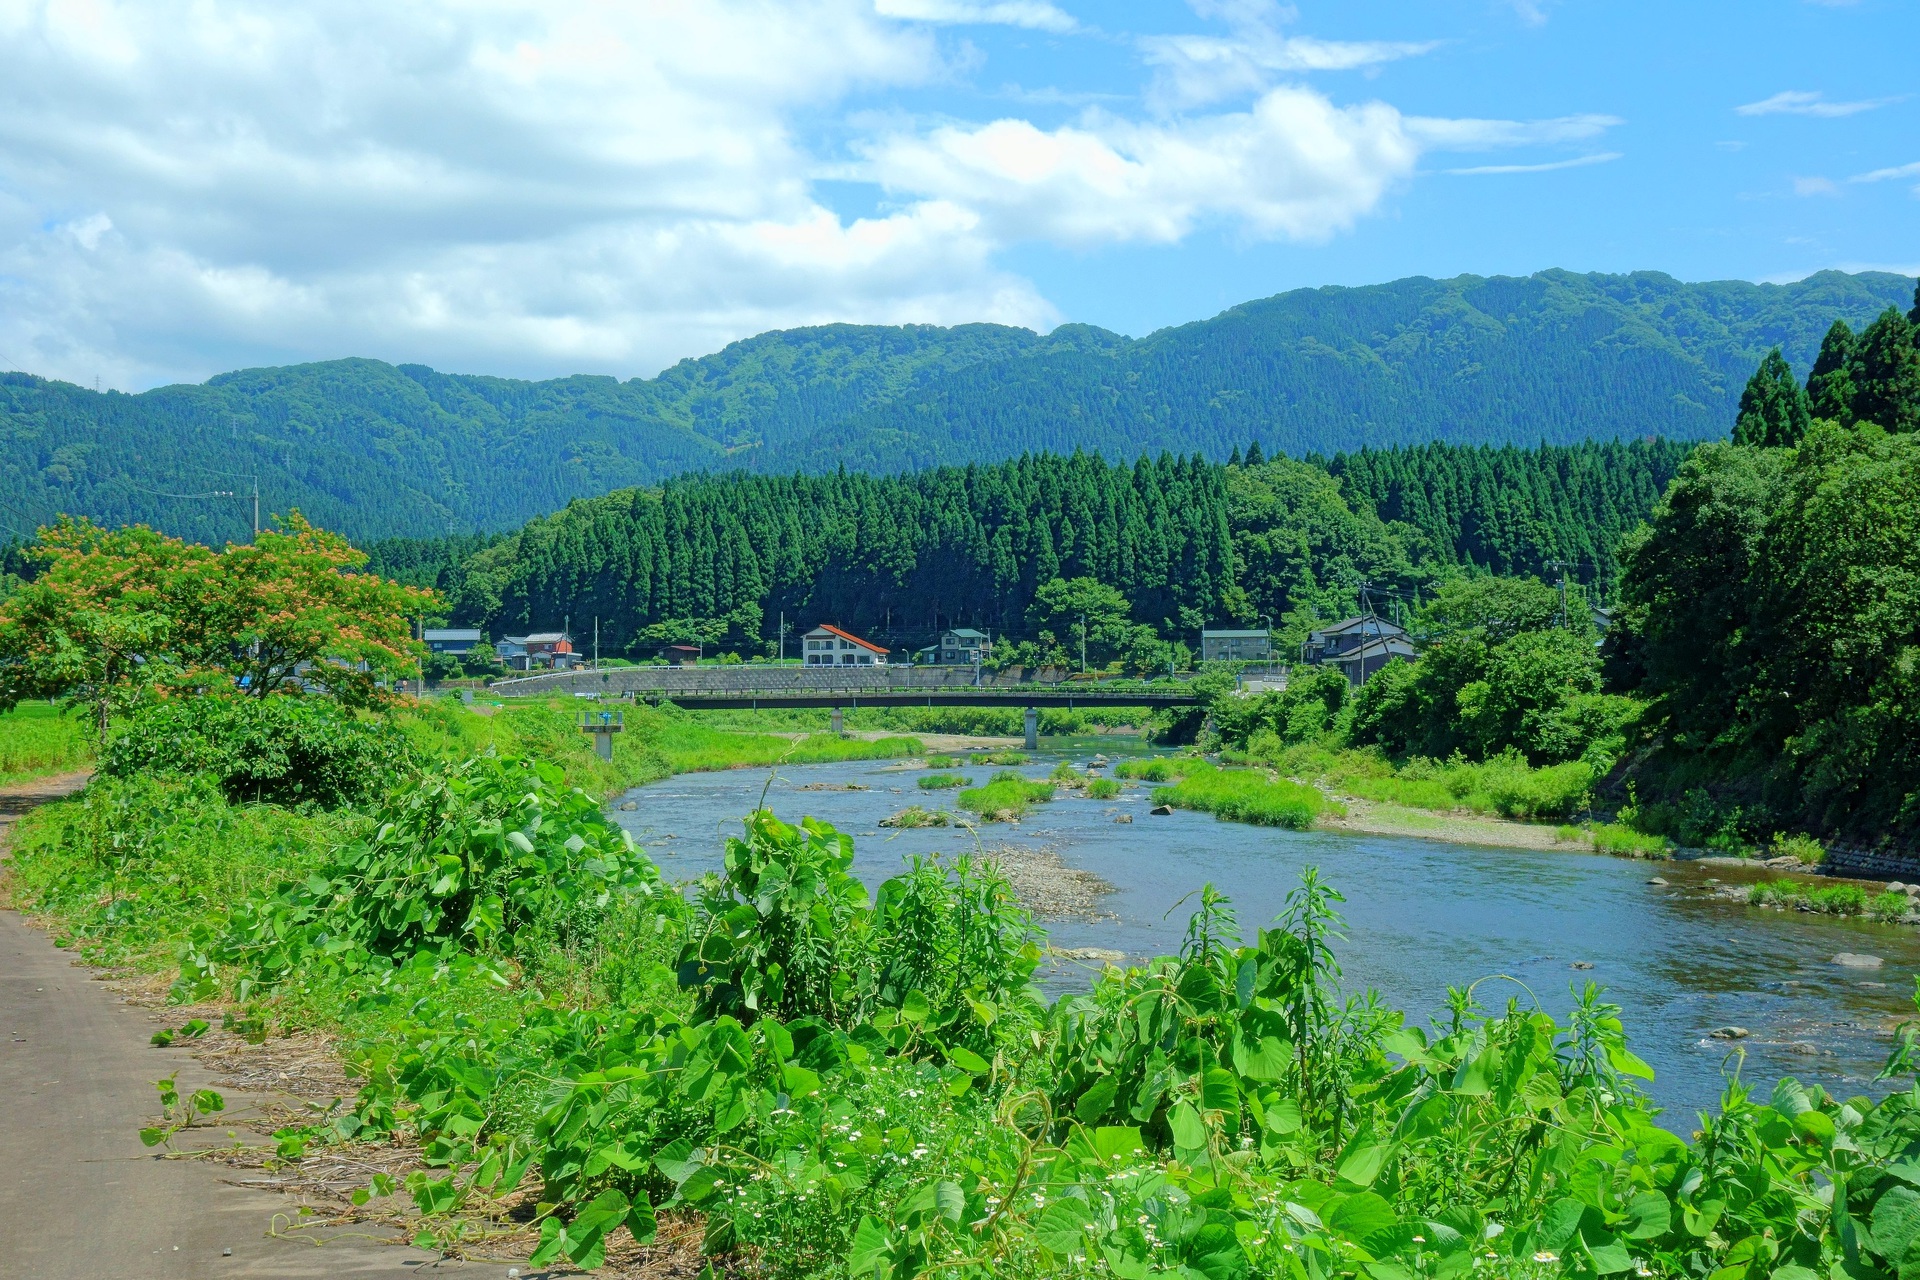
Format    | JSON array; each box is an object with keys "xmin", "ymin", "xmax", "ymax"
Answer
[{"xmin": 1822, "ymin": 842, "xmax": 1920, "ymax": 882}]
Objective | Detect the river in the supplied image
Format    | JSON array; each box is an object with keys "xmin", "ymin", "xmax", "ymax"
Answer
[{"xmin": 609, "ymin": 744, "xmax": 1920, "ymax": 1120}]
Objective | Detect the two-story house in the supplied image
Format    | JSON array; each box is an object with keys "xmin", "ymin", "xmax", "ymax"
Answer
[
  {"xmin": 935, "ymin": 628, "xmax": 992, "ymax": 664},
  {"xmin": 1302, "ymin": 615, "xmax": 1416, "ymax": 686},
  {"xmin": 802, "ymin": 624, "xmax": 889, "ymax": 666},
  {"xmin": 498, "ymin": 632, "xmax": 581, "ymax": 671}
]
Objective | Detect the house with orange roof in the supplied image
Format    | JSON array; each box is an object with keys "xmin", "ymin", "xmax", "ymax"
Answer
[{"xmin": 801, "ymin": 623, "xmax": 889, "ymax": 666}]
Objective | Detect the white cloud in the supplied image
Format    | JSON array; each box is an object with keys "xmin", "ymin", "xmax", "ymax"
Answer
[
  {"xmin": 1791, "ymin": 175, "xmax": 1840, "ymax": 196},
  {"xmin": 1509, "ymin": 0, "xmax": 1557, "ymax": 27},
  {"xmin": 0, "ymin": 0, "xmax": 1631, "ymax": 391},
  {"xmin": 1850, "ymin": 160, "xmax": 1920, "ymax": 197},
  {"xmin": 873, "ymin": 0, "xmax": 1076, "ymax": 32},
  {"xmin": 1446, "ymin": 151, "xmax": 1620, "ymax": 176},
  {"xmin": 862, "ymin": 88, "xmax": 1420, "ymax": 244},
  {"xmin": 1142, "ymin": 1, "xmax": 1437, "ymax": 110},
  {"xmin": 1735, "ymin": 89, "xmax": 1899, "ymax": 117}
]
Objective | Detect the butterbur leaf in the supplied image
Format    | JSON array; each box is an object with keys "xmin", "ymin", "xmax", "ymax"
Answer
[
  {"xmin": 847, "ymin": 1215, "xmax": 893, "ymax": 1279},
  {"xmin": 1623, "ymin": 1190, "xmax": 1671, "ymax": 1240},
  {"xmin": 1170, "ymin": 1101, "xmax": 1208, "ymax": 1151}
]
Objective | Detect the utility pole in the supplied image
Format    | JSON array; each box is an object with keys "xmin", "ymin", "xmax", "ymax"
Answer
[
  {"xmin": 251, "ymin": 476, "xmax": 259, "ymax": 538},
  {"xmin": 593, "ymin": 616, "xmax": 599, "ymax": 670},
  {"xmin": 779, "ymin": 611, "xmax": 787, "ymax": 665},
  {"xmin": 1079, "ymin": 612, "xmax": 1087, "ymax": 674},
  {"xmin": 1547, "ymin": 560, "xmax": 1572, "ymax": 629}
]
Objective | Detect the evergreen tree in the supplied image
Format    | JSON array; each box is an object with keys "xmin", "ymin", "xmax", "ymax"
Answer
[
  {"xmin": 1244, "ymin": 440, "xmax": 1265, "ymax": 465},
  {"xmin": 1853, "ymin": 307, "xmax": 1920, "ymax": 433},
  {"xmin": 1805, "ymin": 321, "xmax": 1859, "ymax": 425},
  {"xmin": 1732, "ymin": 348, "xmax": 1810, "ymax": 447},
  {"xmin": 1910, "ymin": 277, "xmax": 1920, "ymax": 327}
]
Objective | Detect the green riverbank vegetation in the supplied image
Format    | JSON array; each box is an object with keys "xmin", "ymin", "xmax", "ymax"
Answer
[
  {"xmin": 15, "ymin": 735, "xmax": 1920, "ymax": 1279},
  {"xmin": 957, "ymin": 770, "xmax": 1057, "ymax": 821}
]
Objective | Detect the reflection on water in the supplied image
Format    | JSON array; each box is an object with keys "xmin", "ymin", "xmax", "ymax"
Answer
[{"xmin": 611, "ymin": 751, "xmax": 1920, "ymax": 1119}]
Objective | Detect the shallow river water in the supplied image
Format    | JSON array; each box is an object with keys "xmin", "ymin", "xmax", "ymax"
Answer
[{"xmin": 609, "ymin": 747, "xmax": 1920, "ymax": 1120}]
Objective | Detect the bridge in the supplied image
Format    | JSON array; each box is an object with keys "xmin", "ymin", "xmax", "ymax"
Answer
[{"xmin": 489, "ymin": 664, "xmax": 1206, "ymax": 748}]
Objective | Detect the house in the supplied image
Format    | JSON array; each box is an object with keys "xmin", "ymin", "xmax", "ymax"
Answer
[
  {"xmin": 802, "ymin": 624, "xmax": 888, "ymax": 666},
  {"xmin": 658, "ymin": 643, "xmax": 702, "ymax": 666},
  {"xmin": 1200, "ymin": 628, "xmax": 1272, "ymax": 663},
  {"xmin": 499, "ymin": 632, "xmax": 581, "ymax": 671},
  {"xmin": 936, "ymin": 628, "xmax": 992, "ymax": 664},
  {"xmin": 1302, "ymin": 615, "xmax": 1409, "ymax": 664},
  {"xmin": 1330, "ymin": 634, "xmax": 1418, "ymax": 687},
  {"xmin": 423, "ymin": 628, "xmax": 482, "ymax": 655}
]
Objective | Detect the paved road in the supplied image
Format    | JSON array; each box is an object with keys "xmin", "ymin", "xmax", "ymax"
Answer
[{"xmin": 0, "ymin": 772, "xmax": 517, "ymax": 1279}]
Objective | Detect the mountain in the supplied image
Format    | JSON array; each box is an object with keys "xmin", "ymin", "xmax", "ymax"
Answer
[{"xmin": 2, "ymin": 268, "xmax": 1909, "ymax": 545}]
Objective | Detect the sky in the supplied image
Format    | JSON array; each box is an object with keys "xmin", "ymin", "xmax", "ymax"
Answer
[{"xmin": 0, "ymin": 0, "xmax": 1914, "ymax": 392}]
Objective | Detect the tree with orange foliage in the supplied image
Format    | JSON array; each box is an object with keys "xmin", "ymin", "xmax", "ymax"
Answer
[
  {"xmin": 175, "ymin": 511, "xmax": 440, "ymax": 705},
  {"xmin": 0, "ymin": 512, "xmax": 441, "ymax": 741}
]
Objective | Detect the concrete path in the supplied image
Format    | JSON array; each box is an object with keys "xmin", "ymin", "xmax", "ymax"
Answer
[{"xmin": 0, "ymin": 772, "xmax": 519, "ymax": 1278}]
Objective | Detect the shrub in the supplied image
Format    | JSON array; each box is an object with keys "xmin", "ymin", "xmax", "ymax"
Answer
[
  {"xmin": 1086, "ymin": 777, "xmax": 1121, "ymax": 800},
  {"xmin": 924, "ymin": 754, "xmax": 961, "ymax": 769},
  {"xmin": 1771, "ymin": 832, "xmax": 1826, "ymax": 865},
  {"xmin": 1808, "ymin": 883, "xmax": 1867, "ymax": 915},
  {"xmin": 1869, "ymin": 891, "xmax": 1910, "ymax": 922},
  {"xmin": 102, "ymin": 695, "xmax": 410, "ymax": 808}
]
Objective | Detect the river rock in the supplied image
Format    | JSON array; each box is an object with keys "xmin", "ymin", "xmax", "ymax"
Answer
[
  {"xmin": 1647, "ymin": 877, "xmax": 1668, "ymax": 886},
  {"xmin": 617, "ymin": 800, "xmax": 638, "ymax": 811},
  {"xmin": 1889, "ymin": 882, "xmax": 1908, "ymax": 893},
  {"xmin": 1150, "ymin": 804, "xmax": 1174, "ymax": 816},
  {"xmin": 1708, "ymin": 1026, "xmax": 1749, "ymax": 1040},
  {"xmin": 1570, "ymin": 961, "xmax": 1594, "ymax": 970},
  {"xmin": 1834, "ymin": 952, "xmax": 1885, "ymax": 968},
  {"xmin": 1055, "ymin": 947, "xmax": 1126, "ymax": 964},
  {"xmin": 1113, "ymin": 814, "xmax": 1133, "ymax": 824}
]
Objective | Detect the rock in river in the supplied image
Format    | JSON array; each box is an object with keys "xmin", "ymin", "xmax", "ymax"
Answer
[
  {"xmin": 1150, "ymin": 804, "xmax": 1174, "ymax": 816},
  {"xmin": 1708, "ymin": 1026, "xmax": 1750, "ymax": 1040},
  {"xmin": 1834, "ymin": 952, "xmax": 1885, "ymax": 968}
]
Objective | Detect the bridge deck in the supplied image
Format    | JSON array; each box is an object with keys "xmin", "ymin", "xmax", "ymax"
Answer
[{"xmin": 629, "ymin": 689, "xmax": 1199, "ymax": 710}]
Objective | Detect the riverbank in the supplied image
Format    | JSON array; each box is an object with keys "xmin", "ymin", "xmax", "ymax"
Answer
[{"xmin": 1318, "ymin": 792, "xmax": 1582, "ymax": 851}]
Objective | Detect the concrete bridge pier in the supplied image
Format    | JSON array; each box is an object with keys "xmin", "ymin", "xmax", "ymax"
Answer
[
  {"xmin": 831, "ymin": 706, "xmax": 845, "ymax": 736},
  {"xmin": 1023, "ymin": 706, "xmax": 1038, "ymax": 751}
]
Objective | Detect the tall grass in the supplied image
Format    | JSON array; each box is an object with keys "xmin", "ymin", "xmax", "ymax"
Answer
[
  {"xmin": 1150, "ymin": 763, "xmax": 1334, "ymax": 830},
  {"xmin": 0, "ymin": 703, "xmax": 95, "ymax": 784},
  {"xmin": 1258, "ymin": 744, "xmax": 1595, "ymax": 823},
  {"xmin": 1113, "ymin": 757, "xmax": 1192, "ymax": 783},
  {"xmin": 957, "ymin": 771, "xmax": 1056, "ymax": 820}
]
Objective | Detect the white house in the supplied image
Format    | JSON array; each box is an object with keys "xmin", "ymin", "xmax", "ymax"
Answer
[
  {"xmin": 936, "ymin": 628, "xmax": 992, "ymax": 664},
  {"xmin": 802, "ymin": 624, "xmax": 889, "ymax": 666}
]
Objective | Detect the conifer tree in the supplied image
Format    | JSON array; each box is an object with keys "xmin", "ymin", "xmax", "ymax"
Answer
[
  {"xmin": 1853, "ymin": 307, "xmax": 1920, "ymax": 434},
  {"xmin": 1733, "ymin": 348, "xmax": 1811, "ymax": 447},
  {"xmin": 1245, "ymin": 440, "xmax": 1265, "ymax": 465},
  {"xmin": 1805, "ymin": 321, "xmax": 1859, "ymax": 425},
  {"xmin": 1910, "ymin": 277, "xmax": 1919, "ymax": 327}
]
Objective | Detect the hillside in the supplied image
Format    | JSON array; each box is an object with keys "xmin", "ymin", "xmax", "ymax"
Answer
[{"xmin": 2, "ymin": 268, "xmax": 1908, "ymax": 544}]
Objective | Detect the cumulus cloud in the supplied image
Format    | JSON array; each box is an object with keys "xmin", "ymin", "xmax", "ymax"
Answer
[
  {"xmin": 0, "ymin": 0, "xmax": 1625, "ymax": 390},
  {"xmin": 1735, "ymin": 89, "xmax": 1900, "ymax": 117}
]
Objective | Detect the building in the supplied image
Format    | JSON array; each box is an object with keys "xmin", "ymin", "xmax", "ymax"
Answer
[
  {"xmin": 422, "ymin": 628, "xmax": 482, "ymax": 655},
  {"xmin": 658, "ymin": 643, "xmax": 702, "ymax": 666},
  {"xmin": 1302, "ymin": 615, "xmax": 1415, "ymax": 686},
  {"xmin": 1200, "ymin": 628, "xmax": 1273, "ymax": 663},
  {"xmin": 936, "ymin": 628, "xmax": 992, "ymax": 664},
  {"xmin": 498, "ymin": 632, "xmax": 581, "ymax": 671},
  {"xmin": 802, "ymin": 623, "xmax": 889, "ymax": 666}
]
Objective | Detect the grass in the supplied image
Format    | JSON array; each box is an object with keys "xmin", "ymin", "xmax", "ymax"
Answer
[
  {"xmin": 0, "ymin": 703, "xmax": 96, "ymax": 785},
  {"xmin": 925, "ymin": 754, "xmax": 962, "ymax": 769},
  {"xmin": 970, "ymin": 750, "xmax": 1030, "ymax": 766},
  {"xmin": 957, "ymin": 770, "xmax": 1056, "ymax": 821},
  {"xmin": 917, "ymin": 773, "xmax": 973, "ymax": 790},
  {"xmin": 1086, "ymin": 777, "xmax": 1122, "ymax": 800},
  {"xmin": 1113, "ymin": 757, "xmax": 1192, "ymax": 783},
  {"xmin": 1587, "ymin": 823, "xmax": 1674, "ymax": 859},
  {"xmin": 879, "ymin": 805, "xmax": 953, "ymax": 828},
  {"xmin": 1770, "ymin": 832, "xmax": 1827, "ymax": 865},
  {"xmin": 1746, "ymin": 878, "xmax": 1906, "ymax": 921},
  {"xmin": 1251, "ymin": 744, "xmax": 1597, "ymax": 823},
  {"xmin": 1150, "ymin": 762, "xmax": 1336, "ymax": 831}
]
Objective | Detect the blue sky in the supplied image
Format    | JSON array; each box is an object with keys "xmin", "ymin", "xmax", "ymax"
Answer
[{"xmin": 0, "ymin": 0, "xmax": 1913, "ymax": 389}]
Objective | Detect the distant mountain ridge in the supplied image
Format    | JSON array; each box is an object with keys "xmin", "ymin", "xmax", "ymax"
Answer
[{"xmin": 1, "ymin": 268, "xmax": 1909, "ymax": 545}]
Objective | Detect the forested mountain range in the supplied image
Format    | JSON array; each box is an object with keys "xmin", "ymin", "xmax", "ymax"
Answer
[
  {"xmin": 3, "ymin": 268, "xmax": 1908, "ymax": 546},
  {"xmin": 367, "ymin": 438, "xmax": 1689, "ymax": 659}
]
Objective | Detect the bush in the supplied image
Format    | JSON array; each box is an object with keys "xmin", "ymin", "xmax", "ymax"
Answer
[
  {"xmin": 1870, "ymin": 891, "xmax": 1910, "ymax": 922},
  {"xmin": 102, "ymin": 695, "xmax": 410, "ymax": 808},
  {"xmin": 1771, "ymin": 832, "xmax": 1826, "ymax": 865},
  {"xmin": 1086, "ymin": 777, "xmax": 1121, "ymax": 800}
]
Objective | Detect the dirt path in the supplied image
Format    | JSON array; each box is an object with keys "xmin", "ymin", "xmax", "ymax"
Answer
[{"xmin": 0, "ymin": 772, "xmax": 514, "ymax": 1279}]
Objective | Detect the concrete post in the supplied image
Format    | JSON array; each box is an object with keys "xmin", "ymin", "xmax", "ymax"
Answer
[
  {"xmin": 831, "ymin": 706, "xmax": 845, "ymax": 736},
  {"xmin": 593, "ymin": 731, "xmax": 613, "ymax": 762},
  {"xmin": 1024, "ymin": 706, "xmax": 1038, "ymax": 751}
]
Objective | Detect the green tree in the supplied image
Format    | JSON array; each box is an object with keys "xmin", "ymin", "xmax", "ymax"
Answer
[
  {"xmin": 1804, "ymin": 320, "xmax": 1860, "ymax": 425},
  {"xmin": 1025, "ymin": 576, "xmax": 1141, "ymax": 671},
  {"xmin": 0, "ymin": 519, "xmax": 212, "ymax": 741},
  {"xmin": 1733, "ymin": 347, "xmax": 1811, "ymax": 447},
  {"xmin": 1852, "ymin": 306, "xmax": 1920, "ymax": 433},
  {"xmin": 1415, "ymin": 575, "xmax": 1572, "ymax": 645}
]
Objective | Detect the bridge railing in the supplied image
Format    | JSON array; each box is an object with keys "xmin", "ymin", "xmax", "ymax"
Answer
[{"xmin": 489, "ymin": 664, "xmax": 1192, "ymax": 699}]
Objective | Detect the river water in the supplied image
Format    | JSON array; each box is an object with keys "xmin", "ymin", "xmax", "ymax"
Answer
[{"xmin": 609, "ymin": 745, "xmax": 1920, "ymax": 1120}]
